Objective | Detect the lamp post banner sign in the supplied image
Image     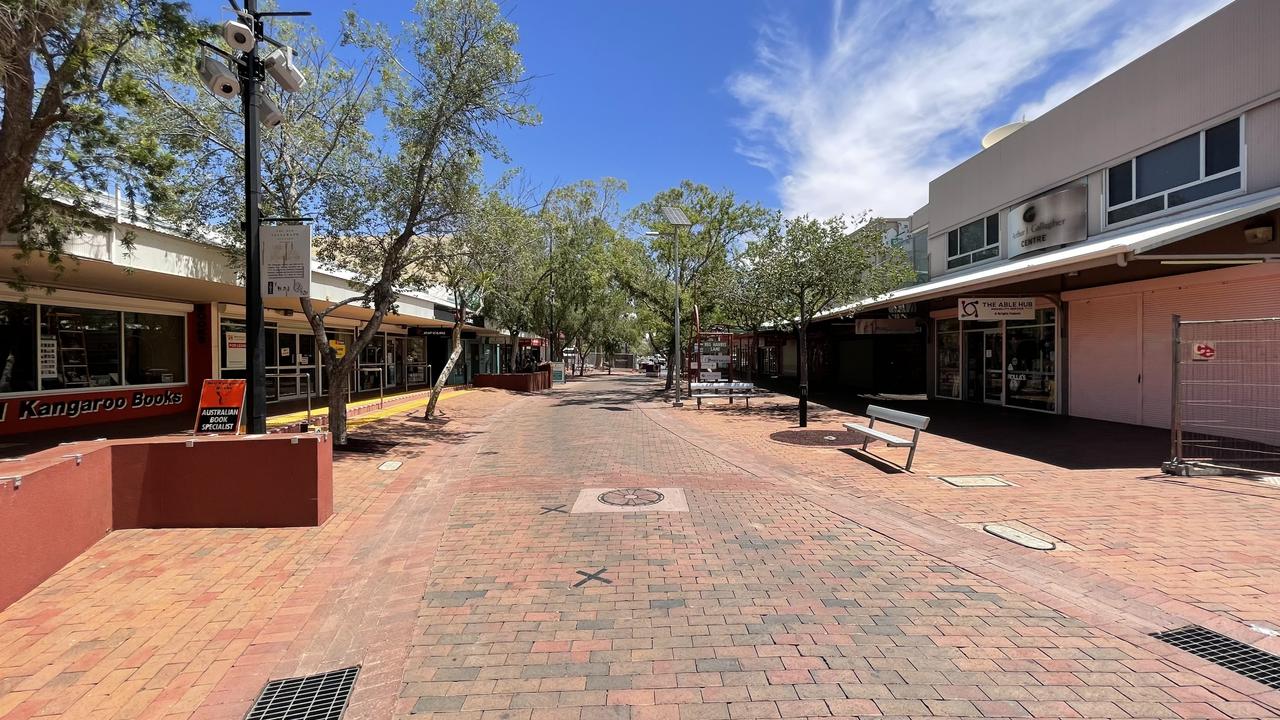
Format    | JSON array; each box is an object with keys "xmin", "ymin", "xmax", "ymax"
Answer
[
  {"xmin": 261, "ymin": 224, "xmax": 311, "ymax": 298},
  {"xmin": 959, "ymin": 297, "xmax": 1036, "ymax": 321}
]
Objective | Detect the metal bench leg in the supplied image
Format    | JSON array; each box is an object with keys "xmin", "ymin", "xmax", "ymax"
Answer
[
  {"xmin": 904, "ymin": 429, "xmax": 920, "ymax": 472},
  {"xmin": 861, "ymin": 417, "xmax": 874, "ymax": 451}
]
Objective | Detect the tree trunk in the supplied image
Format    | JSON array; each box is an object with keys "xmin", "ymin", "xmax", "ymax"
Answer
[
  {"xmin": 797, "ymin": 323, "xmax": 809, "ymax": 427},
  {"xmin": 509, "ymin": 330, "xmax": 519, "ymax": 372},
  {"xmin": 664, "ymin": 330, "xmax": 676, "ymax": 390},
  {"xmin": 326, "ymin": 366, "xmax": 350, "ymax": 443},
  {"xmin": 425, "ymin": 317, "xmax": 465, "ymax": 418}
]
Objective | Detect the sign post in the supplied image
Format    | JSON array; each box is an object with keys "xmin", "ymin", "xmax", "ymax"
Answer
[{"xmin": 194, "ymin": 379, "xmax": 248, "ymax": 434}]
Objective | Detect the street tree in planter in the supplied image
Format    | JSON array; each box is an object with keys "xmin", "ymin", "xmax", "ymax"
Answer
[
  {"xmin": 300, "ymin": 0, "xmax": 537, "ymax": 441},
  {"xmin": 749, "ymin": 213, "xmax": 913, "ymax": 426},
  {"xmin": 0, "ymin": 0, "xmax": 204, "ymax": 285}
]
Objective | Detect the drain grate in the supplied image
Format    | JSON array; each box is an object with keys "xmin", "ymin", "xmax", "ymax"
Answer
[
  {"xmin": 1151, "ymin": 626, "xmax": 1280, "ymax": 690},
  {"xmin": 246, "ymin": 666, "xmax": 360, "ymax": 720}
]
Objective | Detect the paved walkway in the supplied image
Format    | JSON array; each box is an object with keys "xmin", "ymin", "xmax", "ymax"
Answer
[{"xmin": 0, "ymin": 375, "xmax": 1277, "ymax": 719}]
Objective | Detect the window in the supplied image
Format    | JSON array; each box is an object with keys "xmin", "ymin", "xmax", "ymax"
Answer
[
  {"xmin": 124, "ymin": 312, "xmax": 185, "ymax": 385},
  {"xmin": 0, "ymin": 302, "xmax": 38, "ymax": 394},
  {"xmin": 41, "ymin": 306, "xmax": 121, "ymax": 390},
  {"xmin": 936, "ymin": 318, "xmax": 960, "ymax": 399},
  {"xmin": 0, "ymin": 300, "xmax": 186, "ymax": 395},
  {"xmin": 946, "ymin": 214, "xmax": 1000, "ymax": 269},
  {"xmin": 1106, "ymin": 117, "xmax": 1242, "ymax": 226},
  {"xmin": 1005, "ymin": 309, "xmax": 1056, "ymax": 412}
]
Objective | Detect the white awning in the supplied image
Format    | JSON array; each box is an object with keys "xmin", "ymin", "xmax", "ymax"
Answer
[{"xmin": 821, "ymin": 188, "xmax": 1280, "ymax": 319}]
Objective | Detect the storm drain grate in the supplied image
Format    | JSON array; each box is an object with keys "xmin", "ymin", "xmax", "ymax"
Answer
[
  {"xmin": 1151, "ymin": 626, "xmax": 1280, "ymax": 690},
  {"xmin": 245, "ymin": 666, "xmax": 360, "ymax": 720}
]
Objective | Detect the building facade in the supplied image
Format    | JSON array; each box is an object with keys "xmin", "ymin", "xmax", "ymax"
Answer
[
  {"xmin": 811, "ymin": 0, "xmax": 1280, "ymax": 430},
  {"xmin": 0, "ymin": 204, "xmax": 505, "ymax": 437}
]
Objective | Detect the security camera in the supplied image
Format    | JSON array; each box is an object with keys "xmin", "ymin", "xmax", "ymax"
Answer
[
  {"xmin": 263, "ymin": 46, "xmax": 306, "ymax": 93},
  {"xmin": 222, "ymin": 19, "xmax": 255, "ymax": 52},
  {"xmin": 197, "ymin": 56, "xmax": 240, "ymax": 99},
  {"xmin": 259, "ymin": 95, "xmax": 284, "ymax": 128}
]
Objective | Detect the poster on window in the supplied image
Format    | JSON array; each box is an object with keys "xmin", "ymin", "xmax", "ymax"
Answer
[
  {"xmin": 194, "ymin": 378, "xmax": 247, "ymax": 434},
  {"xmin": 261, "ymin": 224, "xmax": 311, "ymax": 298},
  {"xmin": 39, "ymin": 338, "xmax": 58, "ymax": 379},
  {"xmin": 226, "ymin": 331, "xmax": 247, "ymax": 369}
]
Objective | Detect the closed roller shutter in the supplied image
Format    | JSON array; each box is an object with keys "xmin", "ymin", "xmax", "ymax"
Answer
[
  {"xmin": 1068, "ymin": 294, "xmax": 1142, "ymax": 424},
  {"xmin": 1141, "ymin": 270, "xmax": 1280, "ymax": 428}
]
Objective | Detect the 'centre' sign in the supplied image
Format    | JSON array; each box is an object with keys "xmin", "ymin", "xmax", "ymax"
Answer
[
  {"xmin": 959, "ymin": 297, "xmax": 1036, "ymax": 321},
  {"xmin": 1007, "ymin": 182, "xmax": 1086, "ymax": 258}
]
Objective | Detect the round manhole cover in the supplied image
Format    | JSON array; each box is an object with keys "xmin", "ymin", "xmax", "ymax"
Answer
[
  {"xmin": 598, "ymin": 488, "xmax": 665, "ymax": 507},
  {"xmin": 769, "ymin": 430, "xmax": 855, "ymax": 447}
]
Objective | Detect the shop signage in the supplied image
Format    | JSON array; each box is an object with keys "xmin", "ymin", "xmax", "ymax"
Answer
[
  {"xmin": 261, "ymin": 224, "xmax": 311, "ymax": 298},
  {"xmin": 1193, "ymin": 343, "xmax": 1217, "ymax": 361},
  {"xmin": 854, "ymin": 319, "xmax": 920, "ymax": 334},
  {"xmin": 328, "ymin": 338, "xmax": 346, "ymax": 359},
  {"xmin": 959, "ymin": 297, "xmax": 1036, "ymax": 321},
  {"xmin": 38, "ymin": 338, "xmax": 58, "ymax": 379},
  {"xmin": 1007, "ymin": 183, "xmax": 1086, "ymax": 259},
  {"xmin": 194, "ymin": 379, "xmax": 247, "ymax": 434},
  {"xmin": 550, "ymin": 361, "xmax": 566, "ymax": 383},
  {"xmin": 0, "ymin": 389, "xmax": 185, "ymax": 423},
  {"xmin": 226, "ymin": 331, "xmax": 247, "ymax": 369}
]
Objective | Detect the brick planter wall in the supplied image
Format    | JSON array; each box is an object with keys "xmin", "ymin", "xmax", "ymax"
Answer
[
  {"xmin": 0, "ymin": 432, "xmax": 332, "ymax": 611},
  {"xmin": 473, "ymin": 372, "xmax": 551, "ymax": 392}
]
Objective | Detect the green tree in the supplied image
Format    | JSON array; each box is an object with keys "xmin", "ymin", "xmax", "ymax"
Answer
[
  {"xmin": 620, "ymin": 182, "xmax": 770, "ymax": 390},
  {"xmin": 302, "ymin": 0, "xmax": 537, "ymax": 439},
  {"xmin": 0, "ymin": 0, "xmax": 204, "ymax": 282},
  {"xmin": 749, "ymin": 213, "xmax": 914, "ymax": 426}
]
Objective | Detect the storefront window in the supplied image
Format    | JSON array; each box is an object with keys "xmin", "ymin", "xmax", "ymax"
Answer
[
  {"xmin": 0, "ymin": 302, "xmax": 38, "ymax": 393},
  {"xmin": 1005, "ymin": 309, "xmax": 1056, "ymax": 412},
  {"xmin": 936, "ymin": 318, "xmax": 961, "ymax": 399},
  {"xmin": 124, "ymin": 312, "xmax": 185, "ymax": 385},
  {"xmin": 41, "ymin": 306, "xmax": 121, "ymax": 390},
  {"xmin": 406, "ymin": 337, "xmax": 428, "ymax": 385}
]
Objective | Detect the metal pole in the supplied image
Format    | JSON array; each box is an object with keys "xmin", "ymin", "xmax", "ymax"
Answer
[
  {"xmin": 242, "ymin": 0, "xmax": 267, "ymax": 434},
  {"xmin": 1170, "ymin": 314, "xmax": 1182, "ymax": 464},
  {"xmin": 673, "ymin": 227, "xmax": 683, "ymax": 407}
]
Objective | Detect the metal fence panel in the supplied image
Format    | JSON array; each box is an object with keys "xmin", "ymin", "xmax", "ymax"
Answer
[{"xmin": 1169, "ymin": 315, "xmax": 1280, "ymax": 474}]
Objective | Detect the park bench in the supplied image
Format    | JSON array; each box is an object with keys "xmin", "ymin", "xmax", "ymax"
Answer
[
  {"xmin": 690, "ymin": 381, "xmax": 756, "ymax": 409},
  {"xmin": 843, "ymin": 405, "xmax": 930, "ymax": 471}
]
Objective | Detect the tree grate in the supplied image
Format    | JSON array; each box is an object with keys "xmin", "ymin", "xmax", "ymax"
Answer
[
  {"xmin": 1151, "ymin": 626, "xmax": 1280, "ymax": 690},
  {"xmin": 245, "ymin": 666, "xmax": 360, "ymax": 720}
]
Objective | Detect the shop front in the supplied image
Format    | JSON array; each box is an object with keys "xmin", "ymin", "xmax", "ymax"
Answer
[
  {"xmin": 933, "ymin": 300, "xmax": 1059, "ymax": 413},
  {"xmin": 0, "ymin": 290, "xmax": 212, "ymax": 436}
]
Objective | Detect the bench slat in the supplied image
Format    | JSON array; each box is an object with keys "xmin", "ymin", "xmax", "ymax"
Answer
[
  {"xmin": 843, "ymin": 423, "xmax": 913, "ymax": 447},
  {"xmin": 865, "ymin": 404, "xmax": 929, "ymax": 430}
]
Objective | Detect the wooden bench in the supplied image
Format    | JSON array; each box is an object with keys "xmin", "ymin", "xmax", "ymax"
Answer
[
  {"xmin": 690, "ymin": 381, "xmax": 756, "ymax": 409},
  {"xmin": 843, "ymin": 405, "xmax": 930, "ymax": 471}
]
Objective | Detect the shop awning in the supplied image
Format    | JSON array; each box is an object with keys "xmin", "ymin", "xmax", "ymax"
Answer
[{"xmin": 821, "ymin": 187, "xmax": 1280, "ymax": 319}]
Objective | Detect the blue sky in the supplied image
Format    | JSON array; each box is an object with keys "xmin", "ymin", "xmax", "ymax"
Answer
[{"xmin": 195, "ymin": 0, "xmax": 1233, "ymax": 218}]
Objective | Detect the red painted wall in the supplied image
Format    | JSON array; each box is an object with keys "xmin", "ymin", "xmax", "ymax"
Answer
[
  {"xmin": 0, "ymin": 452, "xmax": 114, "ymax": 611},
  {"xmin": 0, "ymin": 431, "xmax": 332, "ymax": 612},
  {"xmin": 0, "ymin": 303, "xmax": 214, "ymax": 436}
]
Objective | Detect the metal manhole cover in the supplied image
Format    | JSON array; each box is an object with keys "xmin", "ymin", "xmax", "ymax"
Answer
[
  {"xmin": 768, "ymin": 430, "xmax": 855, "ymax": 447},
  {"xmin": 598, "ymin": 488, "xmax": 665, "ymax": 507}
]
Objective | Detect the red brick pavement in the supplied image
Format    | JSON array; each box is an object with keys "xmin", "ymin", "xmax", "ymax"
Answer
[{"xmin": 0, "ymin": 375, "xmax": 1277, "ymax": 719}]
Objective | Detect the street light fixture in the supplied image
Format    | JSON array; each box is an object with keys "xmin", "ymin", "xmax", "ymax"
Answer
[{"xmin": 658, "ymin": 206, "xmax": 691, "ymax": 408}]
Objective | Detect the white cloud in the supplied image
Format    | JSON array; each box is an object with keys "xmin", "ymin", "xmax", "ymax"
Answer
[{"xmin": 729, "ymin": 0, "xmax": 1232, "ymax": 220}]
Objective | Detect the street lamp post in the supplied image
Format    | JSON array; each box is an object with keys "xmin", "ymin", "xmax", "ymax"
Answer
[
  {"xmin": 659, "ymin": 206, "xmax": 692, "ymax": 408},
  {"xmin": 198, "ymin": 0, "xmax": 309, "ymax": 434}
]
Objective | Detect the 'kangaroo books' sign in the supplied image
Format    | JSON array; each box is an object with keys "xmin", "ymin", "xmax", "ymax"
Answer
[{"xmin": 194, "ymin": 379, "xmax": 247, "ymax": 434}]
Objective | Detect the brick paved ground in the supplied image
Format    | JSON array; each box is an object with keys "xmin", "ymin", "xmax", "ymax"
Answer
[{"xmin": 1, "ymin": 375, "xmax": 1278, "ymax": 719}]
